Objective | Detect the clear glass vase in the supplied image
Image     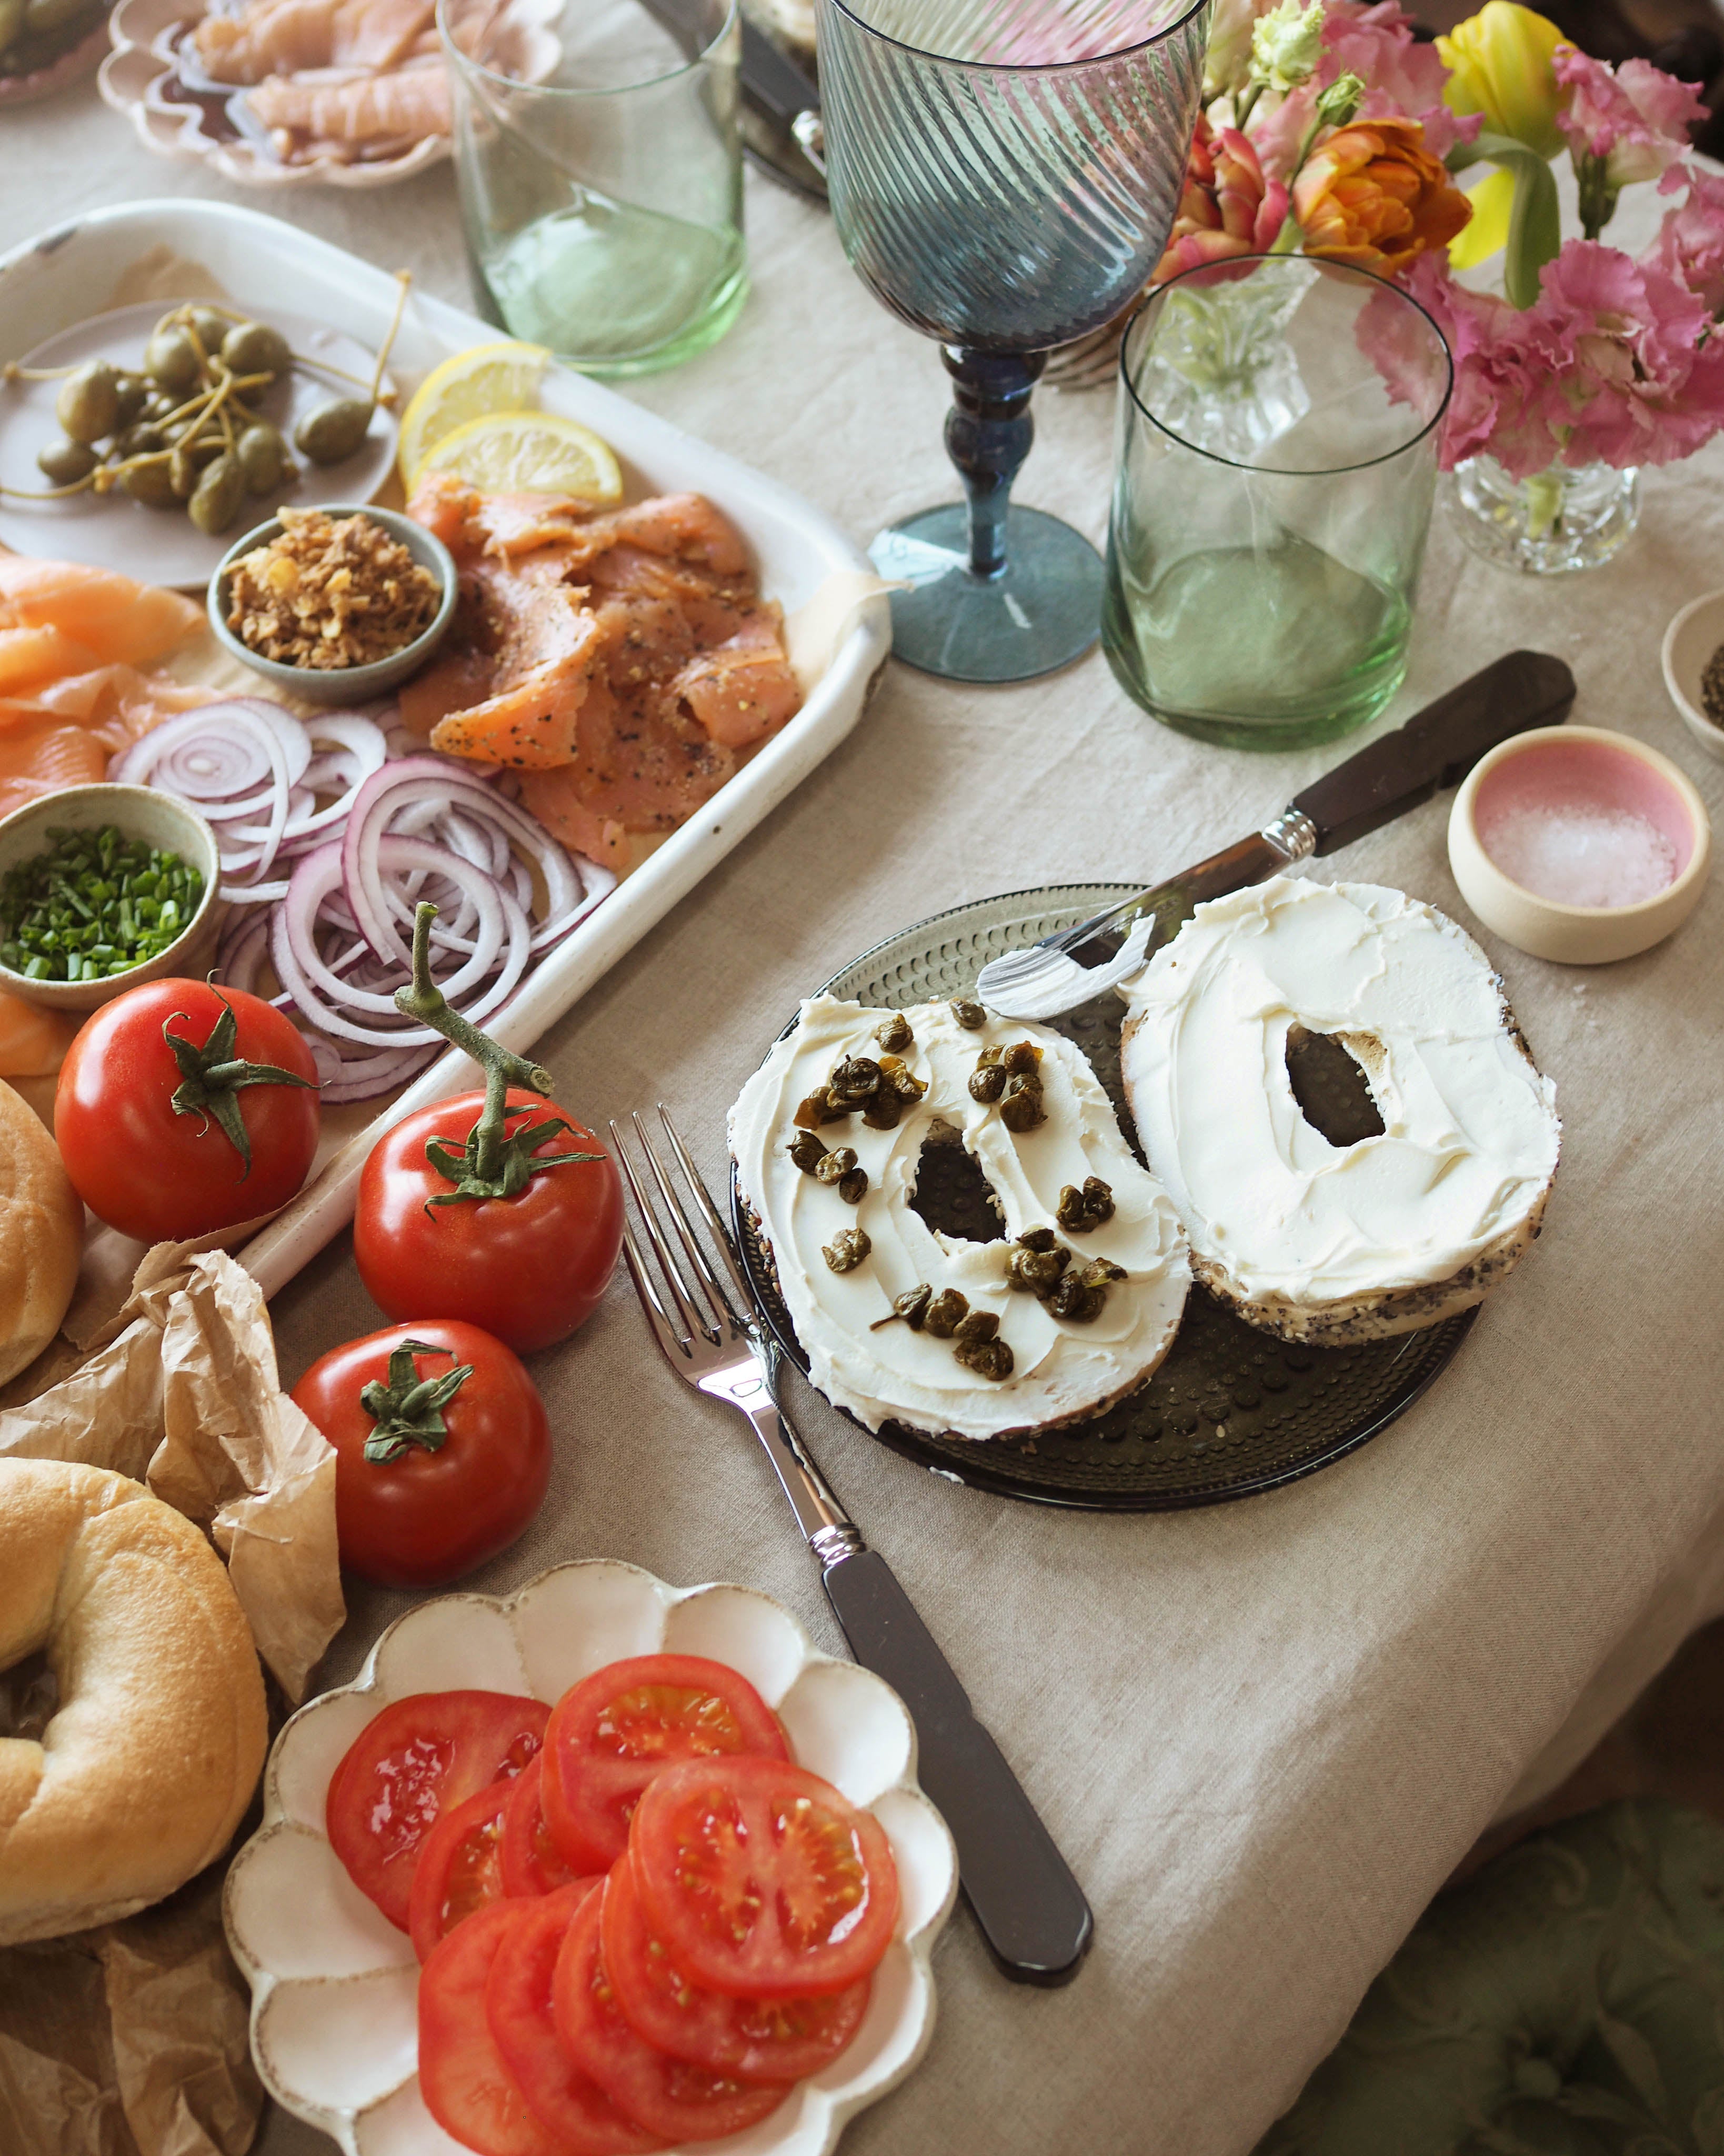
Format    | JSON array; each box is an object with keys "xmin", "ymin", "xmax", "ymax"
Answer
[{"xmin": 1452, "ymin": 456, "xmax": 1640, "ymax": 574}]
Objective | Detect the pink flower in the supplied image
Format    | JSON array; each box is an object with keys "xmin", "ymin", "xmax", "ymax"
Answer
[
  {"xmin": 1252, "ymin": 0, "xmax": 1479, "ymax": 179},
  {"xmin": 1649, "ymin": 161, "xmax": 1724, "ymax": 310},
  {"xmin": 1402, "ymin": 229, "xmax": 1724, "ymax": 479},
  {"xmin": 1528, "ymin": 239, "xmax": 1724, "ymax": 467},
  {"xmin": 1552, "ymin": 46, "xmax": 1703, "ymax": 189},
  {"xmin": 1401, "ymin": 253, "xmax": 1560, "ymax": 476}
]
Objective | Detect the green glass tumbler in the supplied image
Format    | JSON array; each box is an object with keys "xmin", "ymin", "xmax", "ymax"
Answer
[
  {"xmin": 1102, "ymin": 255, "xmax": 1452, "ymax": 751},
  {"xmin": 440, "ymin": 0, "xmax": 746, "ymax": 378}
]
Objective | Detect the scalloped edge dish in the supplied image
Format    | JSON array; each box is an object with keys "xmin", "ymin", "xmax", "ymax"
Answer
[
  {"xmin": 224, "ymin": 1560, "xmax": 958, "ymax": 2156},
  {"xmin": 101, "ymin": 0, "xmax": 453, "ymax": 188}
]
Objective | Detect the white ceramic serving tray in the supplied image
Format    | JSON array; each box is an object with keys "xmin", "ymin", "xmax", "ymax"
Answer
[
  {"xmin": 0, "ymin": 198, "xmax": 890, "ymax": 1301},
  {"xmin": 224, "ymin": 1561, "xmax": 958, "ymax": 2156}
]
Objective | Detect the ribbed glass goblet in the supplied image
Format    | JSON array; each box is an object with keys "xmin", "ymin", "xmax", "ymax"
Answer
[{"xmin": 817, "ymin": 0, "xmax": 1210, "ymax": 683}]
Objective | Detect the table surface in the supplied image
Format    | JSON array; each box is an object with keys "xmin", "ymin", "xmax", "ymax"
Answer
[{"xmin": 5, "ymin": 82, "xmax": 1723, "ymax": 2156}]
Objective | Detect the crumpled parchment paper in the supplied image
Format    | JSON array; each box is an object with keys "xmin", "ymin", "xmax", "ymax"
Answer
[
  {"xmin": 0, "ymin": 1243, "xmax": 343, "ymax": 1703},
  {"xmin": 0, "ymin": 1859, "xmax": 262, "ymax": 2156}
]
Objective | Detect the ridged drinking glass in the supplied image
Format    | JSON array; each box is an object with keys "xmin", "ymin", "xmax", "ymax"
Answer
[{"xmin": 816, "ymin": 0, "xmax": 1211, "ymax": 683}]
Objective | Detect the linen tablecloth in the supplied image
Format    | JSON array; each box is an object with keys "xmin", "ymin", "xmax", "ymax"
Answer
[{"xmin": 2, "ymin": 92, "xmax": 1721, "ymax": 2156}]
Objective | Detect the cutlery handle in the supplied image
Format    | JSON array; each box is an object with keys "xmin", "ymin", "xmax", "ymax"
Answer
[
  {"xmin": 821, "ymin": 1547, "xmax": 1094, "ymax": 1988},
  {"xmin": 1291, "ymin": 649, "xmax": 1576, "ymax": 855}
]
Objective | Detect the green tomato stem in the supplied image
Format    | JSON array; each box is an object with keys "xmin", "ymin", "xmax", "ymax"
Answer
[{"xmin": 393, "ymin": 901, "xmax": 603, "ymax": 1206}]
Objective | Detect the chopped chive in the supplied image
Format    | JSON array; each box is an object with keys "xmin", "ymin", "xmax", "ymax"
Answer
[{"xmin": 0, "ymin": 823, "xmax": 204, "ymax": 982}]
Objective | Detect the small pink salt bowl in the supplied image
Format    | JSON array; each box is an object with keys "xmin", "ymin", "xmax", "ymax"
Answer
[{"xmin": 1448, "ymin": 725, "xmax": 1711, "ymax": 964}]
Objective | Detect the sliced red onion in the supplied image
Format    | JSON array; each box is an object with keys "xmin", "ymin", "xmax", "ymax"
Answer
[
  {"xmin": 307, "ymin": 1034, "xmax": 442, "ymax": 1103},
  {"xmin": 272, "ymin": 839, "xmax": 530, "ymax": 1048},
  {"xmin": 119, "ymin": 700, "xmax": 612, "ymax": 1100}
]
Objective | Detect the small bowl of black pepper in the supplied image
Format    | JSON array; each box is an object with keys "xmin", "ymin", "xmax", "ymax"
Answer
[
  {"xmin": 0, "ymin": 785, "xmax": 226, "ymax": 1012},
  {"xmin": 1661, "ymin": 589, "xmax": 1724, "ymax": 765}
]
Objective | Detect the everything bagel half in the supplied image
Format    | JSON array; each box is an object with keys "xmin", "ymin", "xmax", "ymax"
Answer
[{"xmin": 0, "ymin": 1459, "xmax": 267, "ymax": 1944}]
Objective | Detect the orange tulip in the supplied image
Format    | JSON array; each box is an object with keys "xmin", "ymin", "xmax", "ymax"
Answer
[
  {"xmin": 1153, "ymin": 116, "xmax": 1291, "ymax": 284},
  {"xmin": 1290, "ymin": 116, "xmax": 1473, "ymax": 276}
]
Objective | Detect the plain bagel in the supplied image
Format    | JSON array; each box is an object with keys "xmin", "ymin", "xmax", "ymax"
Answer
[
  {"xmin": 0, "ymin": 1459, "xmax": 267, "ymax": 1944},
  {"xmin": 0, "ymin": 1077, "xmax": 82, "ymax": 1388},
  {"xmin": 1120, "ymin": 879, "xmax": 1561, "ymax": 1344}
]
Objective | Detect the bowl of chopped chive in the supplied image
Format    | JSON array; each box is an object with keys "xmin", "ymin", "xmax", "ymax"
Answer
[
  {"xmin": 1661, "ymin": 588, "xmax": 1724, "ymax": 766},
  {"xmin": 0, "ymin": 785, "xmax": 225, "ymax": 1012}
]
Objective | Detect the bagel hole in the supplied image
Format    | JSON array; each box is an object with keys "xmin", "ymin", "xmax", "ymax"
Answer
[
  {"xmin": 0, "ymin": 1649, "xmax": 57, "ymax": 1743},
  {"xmin": 1285, "ymin": 1026, "xmax": 1386, "ymax": 1145},
  {"xmin": 908, "ymin": 1119, "xmax": 1006, "ymax": 1244}
]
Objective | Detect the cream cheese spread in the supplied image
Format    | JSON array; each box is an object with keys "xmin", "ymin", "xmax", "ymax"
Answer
[
  {"xmin": 729, "ymin": 995, "xmax": 1190, "ymax": 1442},
  {"xmin": 1119, "ymin": 879, "xmax": 1561, "ymax": 1312}
]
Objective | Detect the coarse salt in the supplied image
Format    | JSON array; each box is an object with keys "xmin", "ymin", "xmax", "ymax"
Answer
[{"xmin": 1480, "ymin": 801, "xmax": 1677, "ymax": 908}]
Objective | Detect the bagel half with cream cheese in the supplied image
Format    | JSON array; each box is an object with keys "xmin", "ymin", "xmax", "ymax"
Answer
[
  {"xmin": 0, "ymin": 1078, "xmax": 82, "ymax": 1389},
  {"xmin": 1119, "ymin": 879, "xmax": 1561, "ymax": 1344},
  {"xmin": 731, "ymin": 994, "xmax": 1190, "ymax": 1442},
  {"xmin": 0, "ymin": 1459, "xmax": 267, "ymax": 1944}
]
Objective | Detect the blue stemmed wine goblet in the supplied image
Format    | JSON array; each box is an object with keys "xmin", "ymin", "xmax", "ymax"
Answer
[{"xmin": 816, "ymin": 0, "xmax": 1212, "ymax": 682}]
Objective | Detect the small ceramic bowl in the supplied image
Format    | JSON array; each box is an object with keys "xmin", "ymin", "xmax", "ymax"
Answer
[
  {"xmin": 0, "ymin": 783, "xmax": 226, "ymax": 1012},
  {"xmin": 1448, "ymin": 725, "xmax": 1710, "ymax": 964},
  {"xmin": 224, "ymin": 1560, "xmax": 958, "ymax": 2156},
  {"xmin": 1660, "ymin": 588, "xmax": 1724, "ymax": 765},
  {"xmin": 208, "ymin": 504, "xmax": 456, "ymax": 707}
]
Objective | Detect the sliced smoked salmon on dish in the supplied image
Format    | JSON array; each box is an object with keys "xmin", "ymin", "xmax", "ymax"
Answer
[
  {"xmin": 0, "ymin": 723, "xmax": 108, "ymax": 826},
  {"xmin": 399, "ymin": 557, "xmax": 607, "ymax": 767},
  {"xmin": 0, "ymin": 558, "xmax": 201, "ymax": 686},
  {"xmin": 404, "ymin": 475, "xmax": 803, "ymax": 860}
]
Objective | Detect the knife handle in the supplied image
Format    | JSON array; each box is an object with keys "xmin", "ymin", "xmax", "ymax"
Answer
[
  {"xmin": 1292, "ymin": 649, "xmax": 1576, "ymax": 855},
  {"xmin": 821, "ymin": 1548, "xmax": 1094, "ymax": 1987}
]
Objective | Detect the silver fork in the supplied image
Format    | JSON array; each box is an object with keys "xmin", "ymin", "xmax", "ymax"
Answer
[{"xmin": 610, "ymin": 1106, "xmax": 1094, "ymax": 1989}]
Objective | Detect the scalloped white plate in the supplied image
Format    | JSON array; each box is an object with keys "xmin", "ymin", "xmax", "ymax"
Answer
[
  {"xmin": 224, "ymin": 1562, "xmax": 958, "ymax": 2156},
  {"xmin": 99, "ymin": 0, "xmax": 452, "ymax": 189}
]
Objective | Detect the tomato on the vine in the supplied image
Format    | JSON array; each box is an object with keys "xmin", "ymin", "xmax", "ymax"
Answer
[
  {"xmin": 354, "ymin": 1087, "xmax": 622, "ymax": 1352},
  {"xmin": 55, "ymin": 977, "xmax": 319, "ymax": 1242},
  {"xmin": 292, "ymin": 1320, "xmax": 552, "ymax": 1588}
]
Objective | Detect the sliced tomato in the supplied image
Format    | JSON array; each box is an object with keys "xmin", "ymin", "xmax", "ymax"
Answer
[
  {"xmin": 542, "ymin": 1655, "xmax": 788, "ymax": 1876},
  {"xmin": 500, "ymin": 1754, "xmax": 586, "ymax": 1899},
  {"xmin": 484, "ymin": 1881, "xmax": 663, "ymax": 2155},
  {"xmin": 327, "ymin": 1691, "xmax": 548, "ymax": 1931},
  {"xmin": 602, "ymin": 1851, "xmax": 869, "ymax": 2084},
  {"xmin": 418, "ymin": 1900, "xmax": 563, "ymax": 2156},
  {"xmin": 631, "ymin": 1757, "xmax": 899, "ymax": 1999},
  {"xmin": 550, "ymin": 1874, "xmax": 790, "ymax": 2145},
  {"xmin": 409, "ymin": 1781, "xmax": 512, "ymax": 1963}
]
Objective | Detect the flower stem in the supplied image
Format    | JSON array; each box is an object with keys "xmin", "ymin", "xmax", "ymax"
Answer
[{"xmin": 1523, "ymin": 467, "xmax": 1564, "ymax": 541}]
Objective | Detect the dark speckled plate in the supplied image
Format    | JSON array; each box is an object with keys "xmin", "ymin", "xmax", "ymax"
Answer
[{"xmin": 731, "ymin": 883, "xmax": 1477, "ymax": 1512}]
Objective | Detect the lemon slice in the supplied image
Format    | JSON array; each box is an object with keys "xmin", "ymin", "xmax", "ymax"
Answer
[
  {"xmin": 414, "ymin": 411, "xmax": 624, "ymax": 505},
  {"xmin": 397, "ymin": 341, "xmax": 549, "ymax": 488}
]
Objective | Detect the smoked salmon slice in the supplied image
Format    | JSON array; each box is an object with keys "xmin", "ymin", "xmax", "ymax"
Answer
[
  {"xmin": 0, "ymin": 558, "xmax": 199, "ymax": 679},
  {"xmin": 404, "ymin": 476, "xmax": 803, "ymax": 865},
  {"xmin": 0, "ymin": 722, "xmax": 106, "ymax": 824}
]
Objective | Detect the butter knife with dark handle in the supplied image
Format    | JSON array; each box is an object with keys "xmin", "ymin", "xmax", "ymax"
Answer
[
  {"xmin": 975, "ymin": 650, "xmax": 1579, "ymax": 1020},
  {"xmin": 614, "ymin": 1109, "xmax": 1094, "ymax": 1989}
]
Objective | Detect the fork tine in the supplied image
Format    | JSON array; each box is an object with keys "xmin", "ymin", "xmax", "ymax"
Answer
[
  {"xmin": 629, "ymin": 1111, "xmax": 739, "ymax": 1339},
  {"xmin": 608, "ymin": 1118, "xmax": 711, "ymax": 1347},
  {"xmin": 655, "ymin": 1105, "xmax": 760, "ymax": 1315},
  {"xmin": 617, "ymin": 1213, "xmax": 689, "ymax": 1362}
]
